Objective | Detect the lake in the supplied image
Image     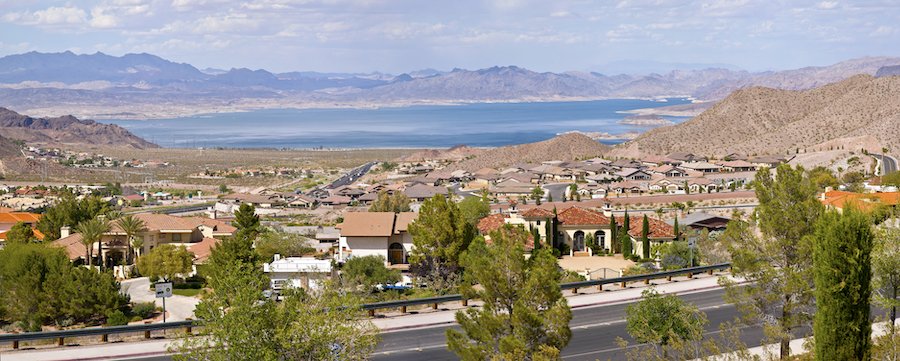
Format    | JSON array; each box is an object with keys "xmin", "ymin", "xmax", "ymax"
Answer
[{"xmin": 101, "ymin": 98, "xmax": 691, "ymax": 149}]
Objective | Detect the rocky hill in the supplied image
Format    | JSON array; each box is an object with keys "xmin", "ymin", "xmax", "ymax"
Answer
[
  {"xmin": 399, "ymin": 145, "xmax": 484, "ymax": 162},
  {"xmin": 612, "ymin": 75, "xmax": 900, "ymax": 158},
  {"xmin": 453, "ymin": 133, "xmax": 610, "ymax": 171},
  {"xmin": 0, "ymin": 108, "xmax": 157, "ymax": 149}
]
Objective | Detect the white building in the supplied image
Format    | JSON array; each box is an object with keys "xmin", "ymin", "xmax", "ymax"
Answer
[{"xmin": 263, "ymin": 254, "xmax": 333, "ymax": 291}]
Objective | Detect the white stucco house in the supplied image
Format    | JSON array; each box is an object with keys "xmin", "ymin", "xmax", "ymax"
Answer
[
  {"xmin": 263, "ymin": 254, "xmax": 333, "ymax": 291},
  {"xmin": 336, "ymin": 212, "xmax": 417, "ymax": 267}
]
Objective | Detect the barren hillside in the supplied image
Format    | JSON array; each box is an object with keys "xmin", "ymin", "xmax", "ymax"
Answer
[
  {"xmin": 0, "ymin": 107, "xmax": 157, "ymax": 149},
  {"xmin": 612, "ymin": 75, "xmax": 900, "ymax": 159},
  {"xmin": 453, "ymin": 133, "xmax": 610, "ymax": 171}
]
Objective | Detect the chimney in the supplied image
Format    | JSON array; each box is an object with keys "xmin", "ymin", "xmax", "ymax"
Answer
[
  {"xmin": 60, "ymin": 226, "xmax": 71, "ymax": 239},
  {"xmin": 274, "ymin": 253, "xmax": 281, "ymax": 262}
]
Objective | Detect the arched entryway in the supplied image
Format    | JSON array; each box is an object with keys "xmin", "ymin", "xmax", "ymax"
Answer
[
  {"xmin": 594, "ymin": 230, "xmax": 606, "ymax": 251},
  {"xmin": 573, "ymin": 231, "xmax": 585, "ymax": 252},
  {"xmin": 388, "ymin": 242, "xmax": 405, "ymax": 265}
]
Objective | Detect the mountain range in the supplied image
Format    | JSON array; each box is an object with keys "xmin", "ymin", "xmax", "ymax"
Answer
[{"xmin": 2, "ymin": 51, "xmax": 900, "ymax": 119}]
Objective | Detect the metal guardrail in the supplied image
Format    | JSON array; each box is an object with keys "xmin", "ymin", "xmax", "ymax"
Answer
[{"xmin": 0, "ymin": 263, "xmax": 730, "ymax": 349}]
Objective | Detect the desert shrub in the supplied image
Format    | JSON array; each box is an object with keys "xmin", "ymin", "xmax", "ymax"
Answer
[
  {"xmin": 131, "ymin": 302, "xmax": 157, "ymax": 319},
  {"xmin": 105, "ymin": 310, "xmax": 129, "ymax": 326}
]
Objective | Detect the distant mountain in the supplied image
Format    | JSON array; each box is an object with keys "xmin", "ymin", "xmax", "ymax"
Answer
[
  {"xmin": 596, "ymin": 60, "xmax": 742, "ymax": 75},
  {"xmin": 876, "ymin": 65, "xmax": 900, "ymax": 77},
  {"xmin": 0, "ymin": 107, "xmax": 157, "ymax": 149},
  {"xmin": 453, "ymin": 133, "xmax": 610, "ymax": 171},
  {"xmin": 0, "ymin": 51, "xmax": 206, "ymax": 85},
  {"xmin": 612, "ymin": 75, "xmax": 900, "ymax": 158},
  {"xmin": 1, "ymin": 51, "xmax": 899, "ymax": 119}
]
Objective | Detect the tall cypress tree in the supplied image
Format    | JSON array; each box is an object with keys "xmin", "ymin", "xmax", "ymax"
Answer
[
  {"xmin": 641, "ymin": 214, "xmax": 650, "ymax": 259},
  {"xmin": 609, "ymin": 215, "xmax": 618, "ymax": 253},
  {"xmin": 621, "ymin": 211, "xmax": 632, "ymax": 257},
  {"xmin": 813, "ymin": 206, "xmax": 873, "ymax": 361},
  {"xmin": 673, "ymin": 215, "xmax": 680, "ymax": 241}
]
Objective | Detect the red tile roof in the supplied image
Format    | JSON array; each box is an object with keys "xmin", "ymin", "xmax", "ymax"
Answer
[
  {"xmin": 188, "ymin": 237, "xmax": 220, "ymax": 264},
  {"xmin": 477, "ymin": 213, "xmax": 508, "ymax": 234},
  {"xmin": 0, "ymin": 212, "xmax": 41, "ymax": 225},
  {"xmin": 520, "ymin": 207, "xmax": 553, "ymax": 219},
  {"xmin": 821, "ymin": 190, "xmax": 900, "ymax": 212},
  {"xmin": 51, "ymin": 233, "xmax": 87, "ymax": 260},
  {"xmin": 557, "ymin": 207, "xmax": 609, "ymax": 226},
  {"xmin": 615, "ymin": 215, "xmax": 676, "ymax": 239}
]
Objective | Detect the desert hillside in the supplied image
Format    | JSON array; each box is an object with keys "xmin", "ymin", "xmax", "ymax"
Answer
[
  {"xmin": 0, "ymin": 107, "xmax": 157, "ymax": 149},
  {"xmin": 453, "ymin": 133, "xmax": 610, "ymax": 171},
  {"xmin": 612, "ymin": 75, "xmax": 900, "ymax": 159}
]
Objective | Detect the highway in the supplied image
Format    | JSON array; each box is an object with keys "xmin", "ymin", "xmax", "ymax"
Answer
[
  {"xmin": 114, "ymin": 288, "xmax": 802, "ymax": 361},
  {"xmin": 877, "ymin": 153, "xmax": 898, "ymax": 175}
]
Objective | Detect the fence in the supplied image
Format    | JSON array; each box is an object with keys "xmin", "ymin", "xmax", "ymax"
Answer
[{"xmin": 0, "ymin": 263, "xmax": 730, "ymax": 349}]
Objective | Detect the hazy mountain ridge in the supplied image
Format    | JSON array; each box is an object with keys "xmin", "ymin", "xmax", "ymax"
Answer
[
  {"xmin": 0, "ymin": 107, "xmax": 157, "ymax": 149},
  {"xmin": 611, "ymin": 74, "xmax": 900, "ymax": 158},
  {"xmin": 1, "ymin": 51, "xmax": 899, "ymax": 119},
  {"xmin": 453, "ymin": 133, "xmax": 611, "ymax": 171}
]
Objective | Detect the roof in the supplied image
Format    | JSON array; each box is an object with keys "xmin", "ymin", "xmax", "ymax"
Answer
[
  {"xmin": 403, "ymin": 184, "xmax": 447, "ymax": 199},
  {"xmin": 337, "ymin": 212, "xmax": 398, "ymax": 237},
  {"xmin": 520, "ymin": 207, "xmax": 554, "ymax": 219},
  {"xmin": 557, "ymin": 207, "xmax": 610, "ymax": 226},
  {"xmin": 51, "ymin": 233, "xmax": 87, "ymax": 260},
  {"xmin": 821, "ymin": 190, "xmax": 900, "ymax": 212},
  {"xmin": 0, "ymin": 228, "xmax": 45, "ymax": 241},
  {"xmin": 674, "ymin": 212, "xmax": 731, "ymax": 226},
  {"xmin": 616, "ymin": 215, "xmax": 676, "ymax": 239},
  {"xmin": 0, "ymin": 212, "xmax": 41, "ymax": 224},
  {"xmin": 477, "ymin": 213, "xmax": 507, "ymax": 234},
  {"xmin": 394, "ymin": 212, "xmax": 418, "ymax": 233},
  {"xmin": 187, "ymin": 237, "xmax": 220, "ymax": 264}
]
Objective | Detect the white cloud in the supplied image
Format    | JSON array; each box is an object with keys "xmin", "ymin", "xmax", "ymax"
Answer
[
  {"xmin": 870, "ymin": 25, "xmax": 894, "ymax": 37},
  {"xmin": 4, "ymin": 6, "xmax": 87, "ymax": 26},
  {"xmin": 550, "ymin": 11, "xmax": 571, "ymax": 18},
  {"xmin": 816, "ymin": 1, "xmax": 838, "ymax": 10},
  {"xmin": 90, "ymin": 7, "xmax": 120, "ymax": 28}
]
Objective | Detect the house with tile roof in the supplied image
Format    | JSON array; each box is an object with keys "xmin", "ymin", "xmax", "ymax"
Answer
[
  {"xmin": 51, "ymin": 213, "xmax": 236, "ymax": 268},
  {"xmin": 336, "ymin": 212, "xmax": 417, "ymax": 267},
  {"xmin": 0, "ymin": 212, "xmax": 43, "ymax": 244},
  {"xmin": 820, "ymin": 189, "xmax": 900, "ymax": 213}
]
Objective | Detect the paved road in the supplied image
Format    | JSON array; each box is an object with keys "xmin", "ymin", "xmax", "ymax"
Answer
[
  {"xmin": 876, "ymin": 153, "xmax": 898, "ymax": 175},
  {"xmin": 120, "ymin": 278, "xmax": 199, "ymax": 322},
  {"xmin": 323, "ymin": 161, "xmax": 376, "ymax": 190},
  {"xmin": 112, "ymin": 288, "xmax": 790, "ymax": 361}
]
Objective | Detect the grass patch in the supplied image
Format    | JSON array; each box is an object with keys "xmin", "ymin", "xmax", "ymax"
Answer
[{"xmin": 173, "ymin": 288, "xmax": 202, "ymax": 297}]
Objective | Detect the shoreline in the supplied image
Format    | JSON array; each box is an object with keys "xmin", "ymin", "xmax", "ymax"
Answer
[{"xmin": 22, "ymin": 96, "xmax": 695, "ymax": 121}]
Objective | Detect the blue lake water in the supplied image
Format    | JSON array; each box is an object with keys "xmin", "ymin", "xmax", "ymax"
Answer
[{"xmin": 101, "ymin": 98, "xmax": 691, "ymax": 149}]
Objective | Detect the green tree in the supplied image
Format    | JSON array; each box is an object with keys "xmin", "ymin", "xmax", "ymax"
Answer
[
  {"xmin": 36, "ymin": 193, "xmax": 111, "ymax": 241},
  {"xmin": 341, "ymin": 255, "xmax": 401, "ymax": 292},
  {"xmin": 874, "ymin": 227, "xmax": 900, "ymax": 337},
  {"xmin": 458, "ymin": 196, "xmax": 490, "ymax": 227},
  {"xmin": 115, "ymin": 214, "xmax": 146, "ymax": 264},
  {"xmin": 137, "ymin": 244, "xmax": 194, "ymax": 282},
  {"xmin": 5, "ymin": 221, "xmax": 37, "ymax": 243},
  {"xmin": 0, "ymin": 243, "xmax": 127, "ymax": 329},
  {"xmin": 621, "ymin": 212, "xmax": 633, "ymax": 257},
  {"xmin": 254, "ymin": 230, "xmax": 316, "ymax": 261},
  {"xmin": 369, "ymin": 191, "xmax": 411, "ymax": 213},
  {"xmin": 218, "ymin": 184, "xmax": 229, "ymax": 193},
  {"xmin": 883, "ymin": 171, "xmax": 900, "ymax": 187},
  {"xmin": 408, "ymin": 194, "xmax": 476, "ymax": 292},
  {"xmin": 531, "ymin": 226, "xmax": 542, "ymax": 251},
  {"xmin": 813, "ymin": 206, "xmax": 873, "ymax": 360},
  {"xmin": 641, "ymin": 215, "xmax": 650, "ymax": 259},
  {"xmin": 656, "ymin": 241, "xmax": 698, "ymax": 270},
  {"xmin": 233, "ymin": 203, "xmax": 261, "ymax": 240},
  {"xmin": 610, "ymin": 215, "xmax": 619, "ymax": 253},
  {"xmin": 721, "ymin": 164, "xmax": 823, "ymax": 359},
  {"xmin": 447, "ymin": 226, "xmax": 572, "ymax": 360},
  {"xmin": 673, "ymin": 214, "xmax": 680, "ymax": 241},
  {"xmin": 808, "ymin": 166, "xmax": 840, "ymax": 190},
  {"xmin": 531, "ymin": 186, "xmax": 545, "ymax": 205},
  {"xmin": 76, "ymin": 217, "xmax": 110, "ymax": 268},
  {"xmin": 177, "ymin": 257, "xmax": 377, "ymax": 360},
  {"xmin": 624, "ymin": 288, "xmax": 707, "ymax": 359}
]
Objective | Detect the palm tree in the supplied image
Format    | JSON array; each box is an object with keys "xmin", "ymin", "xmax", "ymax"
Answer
[
  {"xmin": 116, "ymin": 214, "xmax": 146, "ymax": 264},
  {"xmin": 76, "ymin": 217, "xmax": 110, "ymax": 269}
]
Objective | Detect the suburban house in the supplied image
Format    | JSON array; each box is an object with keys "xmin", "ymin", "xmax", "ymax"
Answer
[
  {"xmin": 820, "ymin": 189, "xmax": 900, "ymax": 213},
  {"xmin": 616, "ymin": 168, "xmax": 652, "ymax": 181},
  {"xmin": 556, "ymin": 207, "xmax": 613, "ymax": 256},
  {"xmin": 0, "ymin": 212, "xmax": 43, "ymax": 243},
  {"xmin": 618, "ymin": 215, "xmax": 677, "ymax": 258},
  {"xmin": 263, "ymin": 254, "xmax": 334, "ymax": 291},
  {"xmin": 52, "ymin": 213, "xmax": 236, "ymax": 269},
  {"xmin": 490, "ymin": 179, "xmax": 536, "ymax": 200},
  {"xmin": 337, "ymin": 212, "xmax": 417, "ymax": 266},
  {"xmin": 680, "ymin": 162, "xmax": 723, "ymax": 174}
]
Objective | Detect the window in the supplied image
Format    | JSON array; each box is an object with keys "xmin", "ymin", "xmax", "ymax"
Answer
[
  {"xmin": 172, "ymin": 233, "xmax": 182, "ymax": 242},
  {"xmin": 536, "ymin": 220, "xmax": 541, "ymax": 225}
]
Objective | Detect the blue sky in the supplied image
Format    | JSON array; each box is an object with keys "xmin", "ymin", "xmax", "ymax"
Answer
[{"xmin": 1, "ymin": 0, "xmax": 898, "ymax": 74}]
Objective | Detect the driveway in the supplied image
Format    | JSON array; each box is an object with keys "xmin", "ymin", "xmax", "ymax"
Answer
[{"xmin": 120, "ymin": 277, "xmax": 200, "ymax": 322}]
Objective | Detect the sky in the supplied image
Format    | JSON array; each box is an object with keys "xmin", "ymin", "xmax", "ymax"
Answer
[{"xmin": 0, "ymin": 0, "xmax": 898, "ymax": 74}]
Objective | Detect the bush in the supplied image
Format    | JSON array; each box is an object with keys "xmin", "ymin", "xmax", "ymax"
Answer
[
  {"xmin": 105, "ymin": 310, "xmax": 129, "ymax": 326},
  {"xmin": 130, "ymin": 315, "xmax": 143, "ymax": 323},
  {"xmin": 556, "ymin": 243, "xmax": 571, "ymax": 256},
  {"xmin": 131, "ymin": 301, "xmax": 157, "ymax": 319},
  {"xmin": 174, "ymin": 282, "xmax": 203, "ymax": 289}
]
